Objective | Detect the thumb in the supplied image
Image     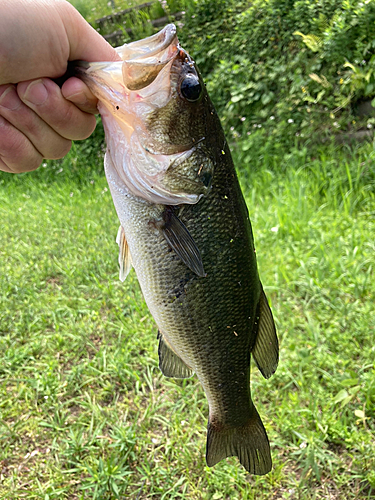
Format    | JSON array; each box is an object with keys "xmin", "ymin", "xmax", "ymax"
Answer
[{"xmin": 60, "ymin": 1, "xmax": 121, "ymax": 63}]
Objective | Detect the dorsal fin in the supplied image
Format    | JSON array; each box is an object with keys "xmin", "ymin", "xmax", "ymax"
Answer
[
  {"xmin": 252, "ymin": 288, "xmax": 279, "ymax": 379},
  {"xmin": 116, "ymin": 225, "xmax": 133, "ymax": 282},
  {"xmin": 157, "ymin": 331, "xmax": 194, "ymax": 379}
]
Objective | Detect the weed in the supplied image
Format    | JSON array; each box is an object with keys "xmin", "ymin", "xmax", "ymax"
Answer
[{"xmin": 0, "ymin": 139, "xmax": 374, "ymax": 498}]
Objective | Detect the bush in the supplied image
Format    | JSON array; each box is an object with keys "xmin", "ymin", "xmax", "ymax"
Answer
[{"xmin": 178, "ymin": 0, "xmax": 375, "ymax": 151}]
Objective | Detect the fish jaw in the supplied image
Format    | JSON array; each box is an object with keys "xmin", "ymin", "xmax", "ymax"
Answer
[
  {"xmin": 74, "ymin": 25, "xmax": 211, "ymax": 206},
  {"xmin": 117, "ymin": 24, "xmax": 179, "ymax": 91},
  {"xmin": 115, "ymin": 24, "xmax": 178, "ymax": 64}
]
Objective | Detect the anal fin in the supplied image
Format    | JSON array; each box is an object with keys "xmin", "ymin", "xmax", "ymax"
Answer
[
  {"xmin": 157, "ymin": 331, "xmax": 194, "ymax": 379},
  {"xmin": 252, "ymin": 287, "xmax": 279, "ymax": 379},
  {"xmin": 116, "ymin": 225, "xmax": 132, "ymax": 282}
]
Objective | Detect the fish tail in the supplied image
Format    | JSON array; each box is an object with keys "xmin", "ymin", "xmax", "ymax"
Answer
[{"xmin": 206, "ymin": 405, "xmax": 272, "ymax": 475}]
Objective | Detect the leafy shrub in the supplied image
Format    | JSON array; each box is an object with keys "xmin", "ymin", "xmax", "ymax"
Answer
[{"xmin": 178, "ymin": 0, "xmax": 375, "ymax": 152}]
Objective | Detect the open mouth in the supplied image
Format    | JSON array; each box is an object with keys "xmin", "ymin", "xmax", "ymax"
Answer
[
  {"xmin": 117, "ymin": 24, "xmax": 179, "ymax": 91},
  {"xmin": 116, "ymin": 24, "xmax": 178, "ymax": 64},
  {"xmin": 73, "ymin": 25, "xmax": 205, "ymax": 206},
  {"xmin": 72, "ymin": 24, "xmax": 182, "ymax": 150},
  {"xmin": 73, "ymin": 24, "xmax": 179, "ymax": 95}
]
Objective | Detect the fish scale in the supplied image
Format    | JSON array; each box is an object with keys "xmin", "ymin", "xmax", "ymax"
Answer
[{"xmin": 74, "ymin": 24, "xmax": 278, "ymax": 474}]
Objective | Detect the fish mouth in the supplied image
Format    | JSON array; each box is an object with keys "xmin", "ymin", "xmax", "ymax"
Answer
[
  {"xmin": 116, "ymin": 24, "xmax": 178, "ymax": 64},
  {"xmin": 117, "ymin": 24, "xmax": 179, "ymax": 91},
  {"xmin": 75, "ymin": 24, "xmax": 179, "ymax": 93},
  {"xmin": 74, "ymin": 23, "xmax": 193, "ymax": 156},
  {"xmin": 74, "ymin": 25, "xmax": 205, "ymax": 205},
  {"xmin": 74, "ymin": 24, "xmax": 182, "ymax": 124}
]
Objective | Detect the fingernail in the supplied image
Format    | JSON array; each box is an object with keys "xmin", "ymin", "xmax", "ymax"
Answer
[
  {"xmin": 0, "ymin": 86, "xmax": 21, "ymax": 110},
  {"xmin": 22, "ymin": 79, "xmax": 48, "ymax": 106},
  {"xmin": 66, "ymin": 91, "xmax": 88, "ymax": 106}
]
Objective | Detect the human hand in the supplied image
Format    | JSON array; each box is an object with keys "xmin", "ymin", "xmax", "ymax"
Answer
[{"xmin": 0, "ymin": 0, "xmax": 120, "ymax": 173}]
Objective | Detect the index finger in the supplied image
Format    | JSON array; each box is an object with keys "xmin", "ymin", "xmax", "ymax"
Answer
[{"xmin": 17, "ymin": 78, "xmax": 96, "ymax": 141}]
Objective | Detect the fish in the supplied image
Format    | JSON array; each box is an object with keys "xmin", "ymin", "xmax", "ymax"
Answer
[{"xmin": 73, "ymin": 24, "xmax": 279, "ymax": 475}]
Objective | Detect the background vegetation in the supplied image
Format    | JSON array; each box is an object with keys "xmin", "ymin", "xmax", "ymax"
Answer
[
  {"xmin": 69, "ymin": 0, "xmax": 154, "ymax": 24},
  {"xmin": 180, "ymin": 0, "xmax": 375, "ymax": 147},
  {"xmin": 66, "ymin": 0, "xmax": 375, "ymax": 170},
  {"xmin": 0, "ymin": 0, "xmax": 374, "ymax": 498}
]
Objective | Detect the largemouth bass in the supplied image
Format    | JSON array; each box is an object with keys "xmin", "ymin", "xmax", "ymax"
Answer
[{"xmin": 74, "ymin": 24, "xmax": 278, "ymax": 475}]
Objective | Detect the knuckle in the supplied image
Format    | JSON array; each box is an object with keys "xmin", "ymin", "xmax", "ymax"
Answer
[
  {"xmin": 0, "ymin": 119, "xmax": 26, "ymax": 157},
  {"xmin": 0, "ymin": 117, "xmax": 42, "ymax": 172},
  {"xmin": 21, "ymin": 114, "xmax": 43, "ymax": 138}
]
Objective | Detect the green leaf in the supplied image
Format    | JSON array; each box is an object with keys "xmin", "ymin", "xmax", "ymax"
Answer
[
  {"xmin": 365, "ymin": 83, "xmax": 374, "ymax": 95},
  {"xmin": 231, "ymin": 94, "xmax": 244, "ymax": 103},
  {"xmin": 333, "ymin": 389, "xmax": 349, "ymax": 404},
  {"xmin": 293, "ymin": 31, "xmax": 322, "ymax": 52},
  {"xmin": 341, "ymin": 378, "xmax": 359, "ymax": 387},
  {"xmin": 316, "ymin": 89, "xmax": 326, "ymax": 103},
  {"xmin": 262, "ymin": 92, "xmax": 274, "ymax": 105},
  {"xmin": 207, "ymin": 48, "xmax": 217, "ymax": 57},
  {"xmin": 340, "ymin": 395, "xmax": 354, "ymax": 408},
  {"xmin": 349, "ymin": 385, "xmax": 361, "ymax": 395}
]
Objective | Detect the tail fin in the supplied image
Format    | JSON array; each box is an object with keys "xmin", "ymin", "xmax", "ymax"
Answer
[{"xmin": 206, "ymin": 406, "xmax": 272, "ymax": 475}]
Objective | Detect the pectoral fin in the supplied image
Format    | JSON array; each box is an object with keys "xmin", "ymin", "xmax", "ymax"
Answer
[
  {"xmin": 162, "ymin": 208, "xmax": 205, "ymax": 277},
  {"xmin": 157, "ymin": 331, "xmax": 194, "ymax": 379},
  {"xmin": 252, "ymin": 287, "xmax": 279, "ymax": 379},
  {"xmin": 116, "ymin": 225, "xmax": 133, "ymax": 282}
]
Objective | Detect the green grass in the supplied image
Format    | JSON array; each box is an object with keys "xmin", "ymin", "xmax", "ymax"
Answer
[{"xmin": 0, "ymin": 140, "xmax": 374, "ymax": 499}]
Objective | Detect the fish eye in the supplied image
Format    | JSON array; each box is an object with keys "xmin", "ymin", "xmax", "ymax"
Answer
[{"xmin": 180, "ymin": 74, "xmax": 202, "ymax": 102}]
